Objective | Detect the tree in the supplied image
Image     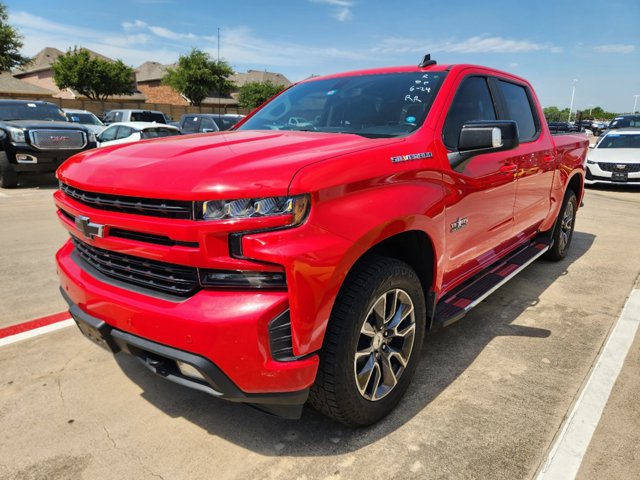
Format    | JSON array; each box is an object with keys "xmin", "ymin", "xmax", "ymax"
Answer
[
  {"xmin": 51, "ymin": 48, "xmax": 135, "ymax": 101},
  {"xmin": 0, "ymin": 3, "xmax": 30, "ymax": 72},
  {"xmin": 238, "ymin": 81, "xmax": 286, "ymax": 109},
  {"xmin": 162, "ymin": 49, "xmax": 234, "ymax": 106}
]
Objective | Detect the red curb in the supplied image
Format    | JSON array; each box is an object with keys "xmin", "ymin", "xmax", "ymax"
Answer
[{"xmin": 0, "ymin": 311, "xmax": 71, "ymax": 339}]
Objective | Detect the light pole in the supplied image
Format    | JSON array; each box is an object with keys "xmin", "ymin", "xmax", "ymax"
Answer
[
  {"xmin": 589, "ymin": 104, "xmax": 593, "ymax": 117},
  {"xmin": 568, "ymin": 79, "xmax": 578, "ymax": 123},
  {"xmin": 634, "ymin": 94, "xmax": 639, "ymax": 114}
]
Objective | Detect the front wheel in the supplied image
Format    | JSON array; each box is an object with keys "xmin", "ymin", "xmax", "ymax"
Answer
[
  {"xmin": 309, "ymin": 256, "xmax": 426, "ymax": 426},
  {"xmin": 0, "ymin": 152, "xmax": 18, "ymax": 188},
  {"xmin": 544, "ymin": 190, "xmax": 577, "ymax": 261}
]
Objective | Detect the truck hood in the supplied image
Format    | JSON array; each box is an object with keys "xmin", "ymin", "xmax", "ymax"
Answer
[
  {"xmin": 2, "ymin": 120, "xmax": 87, "ymax": 131},
  {"xmin": 58, "ymin": 130, "xmax": 401, "ymax": 200}
]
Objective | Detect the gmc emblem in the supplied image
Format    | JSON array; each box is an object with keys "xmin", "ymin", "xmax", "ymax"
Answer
[
  {"xmin": 50, "ymin": 135, "xmax": 70, "ymax": 142},
  {"xmin": 75, "ymin": 216, "xmax": 105, "ymax": 239}
]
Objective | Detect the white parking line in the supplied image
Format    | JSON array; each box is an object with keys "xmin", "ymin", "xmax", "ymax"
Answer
[
  {"xmin": 536, "ymin": 288, "xmax": 640, "ymax": 480},
  {"xmin": 0, "ymin": 319, "xmax": 74, "ymax": 347}
]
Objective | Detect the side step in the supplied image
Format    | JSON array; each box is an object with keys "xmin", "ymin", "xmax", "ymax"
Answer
[{"xmin": 433, "ymin": 238, "xmax": 551, "ymax": 328}]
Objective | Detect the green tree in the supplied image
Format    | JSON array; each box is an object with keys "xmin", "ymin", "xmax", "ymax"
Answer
[
  {"xmin": 238, "ymin": 81, "xmax": 286, "ymax": 109},
  {"xmin": 543, "ymin": 106, "xmax": 562, "ymax": 122},
  {"xmin": 0, "ymin": 3, "xmax": 30, "ymax": 72},
  {"xmin": 51, "ymin": 48, "xmax": 135, "ymax": 101},
  {"xmin": 162, "ymin": 49, "xmax": 234, "ymax": 106}
]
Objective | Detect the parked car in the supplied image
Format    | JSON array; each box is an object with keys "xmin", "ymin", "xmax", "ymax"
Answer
[
  {"xmin": 102, "ymin": 109, "xmax": 167, "ymax": 125},
  {"xmin": 0, "ymin": 100, "xmax": 97, "ymax": 188},
  {"xmin": 63, "ymin": 108, "xmax": 105, "ymax": 135},
  {"xmin": 178, "ymin": 114, "xmax": 220, "ymax": 134},
  {"xmin": 547, "ymin": 121, "xmax": 575, "ymax": 133},
  {"xmin": 55, "ymin": 59, "xmax": 587, "ymax": 426},
  {"xmin": 585, "ymin": 128, "xmax": 640, "ymax": 186},
  {"xmin": 606, "ymin": 114, "xmax": 640, "ymax": 132},
  {"xmin": 96, "ymin": 122, "xmax": 180, "ymax": 147},
  {"xmin": 177, "ymin": 113, "xmax": 245, "ymax": 134}
]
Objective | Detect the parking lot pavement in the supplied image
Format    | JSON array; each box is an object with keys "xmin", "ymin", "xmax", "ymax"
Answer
[
  {"xmin": 0, "ymin": 174, "xmax": 68, "ymax": 327},
  {"xmin": 0, "ymin": 184, "xmax": 639, "ymax": 480}
]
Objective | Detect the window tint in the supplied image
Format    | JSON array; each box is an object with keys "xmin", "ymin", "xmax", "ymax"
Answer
[
  {"xmin": 99, "ymin": 126, "xmax": 118, "ymax": 142},
  {"xmin": 181, "ymin": 116, "xmax": 200, "ymax": 133},
  {"xmin": 115, "ymin": 126, "xmax": 135, "ymax": 140},
  {"xmin": 113, "ymin": 111, "xmax": 123, "ymax": 122},
  {"xmin": 498, "ymin": 80, "xmax": 537, "ymax": 141},
  {"xmin": 141, "ymin": 128, "xmax": 180, "ymax": 139},
  {"xmin": 201, "ymin": 117, "xmax": 217, "ymax": 131},
  {"xmin": 443, "ymin": 77, "xmax": 496, "ymax": 150}
]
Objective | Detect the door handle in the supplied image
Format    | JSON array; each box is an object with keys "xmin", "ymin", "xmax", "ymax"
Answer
[
  {"xmin": 542, "ymin": 154, "xmax": 555, "ymax": 163},
  {"xmin": 500, "ymin": 164, "xmax": 517, "ymax": 174}
]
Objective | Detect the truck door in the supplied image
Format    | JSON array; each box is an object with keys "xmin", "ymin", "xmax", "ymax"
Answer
[
  {"xmin": 439, "ymin": 75, "xmax": 518, "ymax": 289},
  {"xmin": 493, "ymin": 79, "xmax": 555, "ymax": 234}
]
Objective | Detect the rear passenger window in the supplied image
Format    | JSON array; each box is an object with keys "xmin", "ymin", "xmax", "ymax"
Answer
[
  {"xmin": 497, "ymin": 81, "xmax": 538, "ymax": 141},
  {"xmin": 443, "ymin": 77, "xmax": 496, "ymax": 150}
]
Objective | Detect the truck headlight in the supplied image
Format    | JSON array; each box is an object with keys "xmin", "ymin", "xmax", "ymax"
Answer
[
  {"xmin": 88, "ymin": 132, "xmax": 97, "ymax": 143},
  {"xmin": 8, "ymin": 127, "xmax": 26, "ymax": 143},
  {"xmin": 201, "ymin": 194, "xmax": 310, "ymax": 225}
]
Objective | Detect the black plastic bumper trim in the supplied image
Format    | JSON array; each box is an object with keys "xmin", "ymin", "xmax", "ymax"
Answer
[{"xmin": 60, "ymin": 288, "xmax": 309, "ymax": 419}]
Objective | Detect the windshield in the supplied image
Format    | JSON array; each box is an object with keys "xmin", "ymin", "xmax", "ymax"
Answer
[
  {"xmin": 66, "ymin": 112, "xmax": 103, "ymax": 125},
  {"xmin": 238, "ymin": 71, "xmax": 446, "ymax": 138},
  {"xmin": 0, "ymin": 103, "xmax": 68, "ymax": 122},
  {"xmin": 598, "ymin": 133, "xmax": 640, "ymax": 149}
]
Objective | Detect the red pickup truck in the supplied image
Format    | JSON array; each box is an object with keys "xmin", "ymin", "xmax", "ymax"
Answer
[{"xmin": 54, "ymin": 58, "xmax": 588, "ymax": 426}]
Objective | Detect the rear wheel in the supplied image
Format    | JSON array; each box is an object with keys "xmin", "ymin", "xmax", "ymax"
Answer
[
  {"xmin": 0, "ymin": 152, "xmax": 18, "ymax": 188},
  {"xmin": 309, "ymin": 256, "xmax": 425, "ymax": 426},
  {"xmin": 545, "ymin": 190, "xmax": 577, "ymax": 261}
]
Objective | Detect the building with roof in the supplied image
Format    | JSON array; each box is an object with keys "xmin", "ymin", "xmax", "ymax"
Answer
[
  {"xmin": 0, "ymin": 73, "xmax": 55, "ymax": 99},
  {"xmin": 13, "ymin": 47, "xmax": 146, "ymax": 102},
  {"xmin": 134, "ymin": 63, "xmax": 291, "ymax": 107}
]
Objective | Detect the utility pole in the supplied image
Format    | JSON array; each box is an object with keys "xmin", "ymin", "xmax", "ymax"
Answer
[
  {"xmin": 634, "ymin": 94, "xmax": 639, "ymax": 114},
  {"xmin": 568, "ymin": 79, "xmax": 578, "ymax": 123}
]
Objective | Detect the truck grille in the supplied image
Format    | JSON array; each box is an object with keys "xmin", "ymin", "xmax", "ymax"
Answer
[
  {"xmin": 71, "ymin": 236, "xmax": 199, "ymax": 297},
  {"xmin": 61, "ymin": 183, "xmax": 194, "ymax": 219},
  {"xmin": 598, "ymin": 162, "xmax": 640, "ymax": 173},
  {"xmin": 30, "ymin": 130, "xmax": 86, "ymax": 149}
]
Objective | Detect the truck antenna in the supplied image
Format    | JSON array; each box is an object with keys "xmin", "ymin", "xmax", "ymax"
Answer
[{"xmin": 419, "ymin": 54, "xmax": 437, "ymax": 68}]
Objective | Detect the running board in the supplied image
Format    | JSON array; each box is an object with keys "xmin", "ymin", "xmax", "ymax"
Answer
[{"xmin": 433, "ymin": 238, "xmax": 551, "ymax": 328}]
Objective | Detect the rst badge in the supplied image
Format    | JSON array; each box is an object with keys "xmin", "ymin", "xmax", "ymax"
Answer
[{"xmin": 450, "ymin": 217, "xmax": 468, "ymax": 233}]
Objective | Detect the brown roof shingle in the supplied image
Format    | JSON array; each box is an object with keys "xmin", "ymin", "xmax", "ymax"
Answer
[{"xmin": 0, "ymin": 73, "xmax": 55, "ymax": 95}]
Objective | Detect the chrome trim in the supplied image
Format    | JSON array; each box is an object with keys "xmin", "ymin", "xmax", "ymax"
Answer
[
  {"xmin": 28, "ymin": 129, "xmax": 87, "ymax": 150},
  {"xmin": 15, "ymin": 154, "xmax": 38, "ymax": 164}
]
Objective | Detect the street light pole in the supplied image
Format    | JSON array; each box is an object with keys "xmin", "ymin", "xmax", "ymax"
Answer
[
  {"xmin": 568, "ymin": 79, "xmax": 578, "ymax": 123},
  {"xmin": 634, "ymin": 94, "xmax": 640, "ymax": 114}
]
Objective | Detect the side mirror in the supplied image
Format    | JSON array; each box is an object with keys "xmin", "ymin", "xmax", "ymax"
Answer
[{"xmin": 449, "ymin": 121, "xmax": 519, "ymax": 169}]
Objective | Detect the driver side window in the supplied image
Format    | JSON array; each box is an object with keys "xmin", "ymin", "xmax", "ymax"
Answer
[{"xmin": 443, "ymin": 77, "xmax": 497, "ymax": 150}]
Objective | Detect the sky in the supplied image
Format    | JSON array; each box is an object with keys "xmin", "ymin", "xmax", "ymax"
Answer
[{"xmin": 5, "ymin": 0, "xmax": 639, "ymax": 113}]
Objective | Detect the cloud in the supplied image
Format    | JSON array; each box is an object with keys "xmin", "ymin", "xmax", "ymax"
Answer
[
  {"xmin": 374, "ymin": 35, "xmax": 554, "ymax": 54},
  {"xmin": 309, "ymin": 0, "xmax": 354, "ymax": 22},
  {"xmin": 593, "ymin": 44, "xmax": 635, "ymax": 54}
]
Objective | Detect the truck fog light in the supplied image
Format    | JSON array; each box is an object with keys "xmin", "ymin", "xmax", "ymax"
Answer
[
  {"xmin": 16, "ymin": 154, "xmax": 38, "ymax": 163},
  {"xmin": 199, "ymin": 269, "xmax": 286, "ymax": 288},
  {"xmin": 176, "ymin": 361, "xmax": 206, "ymax": 381}
]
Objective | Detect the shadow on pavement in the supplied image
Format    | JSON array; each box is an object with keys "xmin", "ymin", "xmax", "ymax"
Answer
[
  {"xmin": 115, "ymin": 230, "xmax": 595, "ymax": 456},
  {"xmin": 12, "ymin": 172, "xmax": 59, "ymax": 189}
]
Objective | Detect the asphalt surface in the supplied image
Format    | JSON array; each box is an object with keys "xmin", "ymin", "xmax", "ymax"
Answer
[{"xmin": 0, "ymin": 177, "xmax": 639, "ymax": 480}]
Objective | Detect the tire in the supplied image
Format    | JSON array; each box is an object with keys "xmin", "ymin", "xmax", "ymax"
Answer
[
  {"xmin": 0, "ymin": 152, "xmax": 18, "ymax": 188},
  {"xmin": 309, "ymin": 256, "xmax": 426, "ymax": 426},
  {"xmin": 544, "ymin": 190, "xmax": 577, "ymax": 261}
]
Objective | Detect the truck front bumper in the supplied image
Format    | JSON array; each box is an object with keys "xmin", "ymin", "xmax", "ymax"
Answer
[{"xmin": 56, "ymin": 240, "xmax": 319, "ymax": 418}]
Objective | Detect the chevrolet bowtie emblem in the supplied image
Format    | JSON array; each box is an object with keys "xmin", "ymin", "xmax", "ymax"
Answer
[{"xmin": 75, "ymin": 216, "xmax": 105, "ymax": 239}]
